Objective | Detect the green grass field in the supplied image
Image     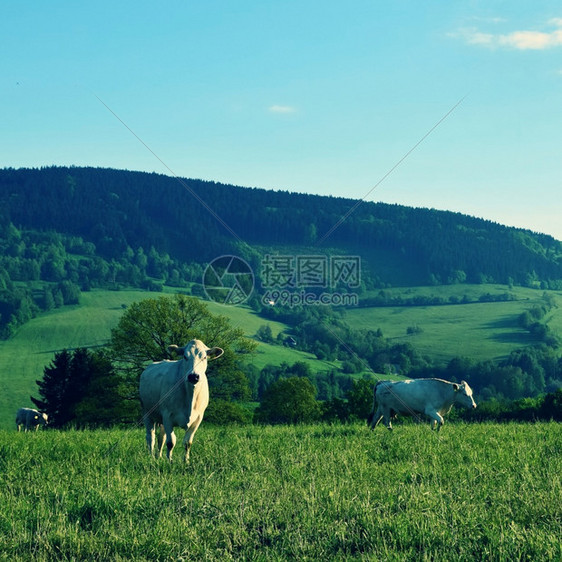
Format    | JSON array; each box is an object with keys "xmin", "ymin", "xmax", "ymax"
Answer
[
  {"xmin": 1, "ymin": 422, "xmax": 560, "ymax": 560},
  {"xmin": 0, "ymin": 290, "xmax": 147, "ymax": 430},
  {"xmin": 347, "ymin": 285, "xmax": 562, "ymax": 365}
]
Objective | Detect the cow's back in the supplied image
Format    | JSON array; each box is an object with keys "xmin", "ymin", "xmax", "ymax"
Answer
[
  {"xmin": 376, "ymin": 379, "xmax": 452, "ymax": 414},
  {"xmin": 375, "ymin": 380, "xmax": 424, "ymax": 414},
  {"xmin": 139, "ymin": 360, "xmax": 177, "ymax": 403},
  {"xmin": 16, "ymin": 408, "xmax": 28, "ymax": 425}
]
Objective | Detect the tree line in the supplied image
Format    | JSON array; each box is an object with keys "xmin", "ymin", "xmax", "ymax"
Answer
[
  {"xmin": 456, "ymin": 390, "xmax": 562, "ymax": 423},
  {"xmin": 358, "ymin": 290, "xmax": 518, "ymax": 308},
  {"xmin": 0, "ymin": 223, "xmax": 203, "ymax": 337},
  {"xmin": 29, "ymin": 294, "xmax": 562, "ymax": 429},
  {"xmin": 31, "ymin": 342, "xmax": 562, "ymax": 428}
]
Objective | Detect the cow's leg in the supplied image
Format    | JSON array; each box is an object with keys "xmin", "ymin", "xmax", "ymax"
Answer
[
  {"xmin": 382, "ymin": 406, "xmax": 394, "ymax": 430},
  {"xmin": 183, "ymin": 417, "xmax": 203, "ymax": 463},
  {"xmin": 184, "ymin": 440, "xmax": 192, "ymax": 464},
  {"xmin": 161, "ymin": 422, "xmax": 176, "ymax": 462},
  {"xmin": 426, "ymin": 410, "xmax": 444, "ymax": 431},
  {"xmin": 145, "ymin": 420, "xmax": 156, "ymax": 456},
  {"xmin": 370, "ymin": 414, "xmax": 384, "ymax": 430},
  {"xmin": 369, "ymin": 405, "xmax": 384, "ymax": 430},
  {"xmin": 367, "ymin": 393, "xmax": 378, "ymax": 428},
  {"xmin": 156, "ymin": 424, "xmax": 166, "ymax": 458}
]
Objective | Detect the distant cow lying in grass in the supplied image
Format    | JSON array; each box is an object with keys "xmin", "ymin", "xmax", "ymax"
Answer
[
  {"xmin": 139, "ymin": 339, "xmax": 223, "ymax": 462},
  {"xmin": 368, "ymin": 378, "xmax": 476, "ymax": 431}
]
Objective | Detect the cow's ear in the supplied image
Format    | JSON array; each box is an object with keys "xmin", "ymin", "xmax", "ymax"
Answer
[
  {"xmin": 168, "ymin": 344, "xmax": 184, "ymax": 356},
  {"xmin": 452, "ymin": 383, "xmax": 460, "ymax": 391},
  {"xmin": 207, "ymin": 347, "xmax": 224, "ymax": 360}
]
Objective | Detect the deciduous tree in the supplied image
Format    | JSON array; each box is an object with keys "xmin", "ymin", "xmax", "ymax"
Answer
[{"xmin": 109, "ymin": 294, "xmax": 256, "ymax": 402}]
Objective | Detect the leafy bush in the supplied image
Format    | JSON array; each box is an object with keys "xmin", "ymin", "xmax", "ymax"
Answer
[
  {"xmin": 205, "ymin": 399, "xmax": 253, "ymax": 425},
  {"xmin": 254, "ymin": 377, "xmax": 321, "ymax": 424}
]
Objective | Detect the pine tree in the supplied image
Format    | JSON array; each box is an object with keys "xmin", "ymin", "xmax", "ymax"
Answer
[
  {"xmin": 32, "ymin": 347, "xmax": 140, "ymax": 427},
  {"xmin": 32, "ymin": 348, "xmax": 96, "ymax": 427},
  {"xmin": 73, "ymin": 351, "xmax": 138, "ymax": 426},
  {"xmin": 31, "ymin": 349, "xmax": 72, "ymax": 426}
]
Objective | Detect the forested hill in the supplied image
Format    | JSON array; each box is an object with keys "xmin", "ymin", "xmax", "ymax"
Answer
[{"xmin": 1, "ymin": 166, "xmax": 561, "ymax": 287}]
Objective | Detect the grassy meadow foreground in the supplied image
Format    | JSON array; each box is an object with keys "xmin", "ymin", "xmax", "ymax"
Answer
[{"xmin": 1, "ymin": 422, "xmax": 560, "ymax": 561}]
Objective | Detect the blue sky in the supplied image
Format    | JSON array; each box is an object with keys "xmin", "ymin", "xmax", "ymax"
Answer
[{"xmin": 2, "ymin": 1, "xmax": 562, "ymax": 240}]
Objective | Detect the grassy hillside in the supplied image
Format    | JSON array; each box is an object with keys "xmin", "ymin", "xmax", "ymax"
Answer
[
  {"xmin": 1, "ymin": 284, "xmax": 560, "ymax": 429},
  {"xmin": 0, "ymin": 290, "xmax": 329, "ymax": 430},
  {"xmin": 0, "ymin": 290, "xmax": 146, "ymax": 430},
  {"xmin": 1, "ymin": 423, "xmax": 560, "ymax": 560},
  {"xmin": 347, "ymin": 284, "xmax": 562, "ymax": 365}
]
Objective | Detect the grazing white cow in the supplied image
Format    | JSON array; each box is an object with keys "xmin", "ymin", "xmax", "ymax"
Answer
[
  {"xmin": 16, "ymin": 408, "xmax": 48, "ymax": 432},
  {"xmin": 139, "ymin": 339, "xmax": 223, "ymax": 462},
  {"xmin": 368, "ymin": 378, "xmax": 476, "ymax": 431}
]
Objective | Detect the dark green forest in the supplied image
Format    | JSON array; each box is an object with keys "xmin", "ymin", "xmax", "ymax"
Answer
[{"xmin": 2, "ymin": 166, "xmax": 561, "ymax": 288}]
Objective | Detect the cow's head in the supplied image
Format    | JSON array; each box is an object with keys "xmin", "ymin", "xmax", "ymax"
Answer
[
  {"xmin": 168, "ymin": 339, "xmax": 224, "ymax": 384},
  {"xmin": 30, "ymin": 412, "xmax": 48, "ymax": 428},
  {"xmin": 453, "ymin": 380, "xmax": 477, "ymax": 409}
]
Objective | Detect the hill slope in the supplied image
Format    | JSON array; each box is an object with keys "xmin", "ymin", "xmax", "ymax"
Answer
[
  {"xmin": 0, "ymin": 289, "xmax": 337, "ymax": 429},
  {"xmin": 1, "ymin": 166, "xmax": 561, "ymax": 287}
]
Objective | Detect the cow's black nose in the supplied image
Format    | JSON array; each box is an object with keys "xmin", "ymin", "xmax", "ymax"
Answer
[{"xmin": 188, "ymin": 373, "xmax": 199, "ymax": 384}]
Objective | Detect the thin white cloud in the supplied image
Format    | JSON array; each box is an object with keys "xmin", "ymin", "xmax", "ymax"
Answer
[
  {"xmin": 500, "ymin": 29, "xmax": 562, "ymax": 50},
  {"xmin": 269, "ymin": 105, "xmax": 296, "ymax": 114},
  {"xmin": 452, "ymin": 18, "xmax": 562, "ymax": 50}
]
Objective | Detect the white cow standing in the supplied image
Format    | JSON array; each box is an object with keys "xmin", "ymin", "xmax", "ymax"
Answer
[
  {"xmin": 139, "ymin": 339, "xmax": 223, "ymax": 462},
  {"xmin": 368, "ymin": 378, "xmax": 476, "ymax": 431},
  {"xmin": 16, "ymin": 408, "xmax": 48, "ymax": 432}
]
